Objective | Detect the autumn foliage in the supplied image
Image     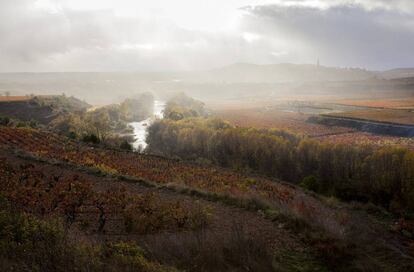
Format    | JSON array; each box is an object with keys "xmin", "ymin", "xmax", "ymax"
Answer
[{"xmin": 146, "ymin": 118, "xmax": 414, "ymax": 213}]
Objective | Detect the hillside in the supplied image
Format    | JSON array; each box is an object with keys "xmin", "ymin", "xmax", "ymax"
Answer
[
  {"xmin": 0, "ymin": 95, "xmax": 90, "ymax": 124},
  {"xmin": 1, "ymin": 125, "xmax": 413, "ymax": 271}
]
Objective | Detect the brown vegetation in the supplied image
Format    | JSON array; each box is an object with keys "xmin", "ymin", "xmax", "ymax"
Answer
[
  {"xmin": 0, "ymin": 148, "xmax": 312, "ymax": 271},
  {"xmin": 1, "ymin": 125, "xmax": 414, "ymax": 270},
  {"xmin": 0, "ymin": 96, "xmax": 31, "ymax": 102},
  {"xmin": 334, "ymin": 98, "xmax": 414, "ymax": 109},
  {"xmin": 146, "ymin": 118, "xmax": 414, "ymax": 214},
  {"xmin": 325, "ymin": 109, "xmax": 414, "ymax": 125},
  {"xmin": 214, "ymin": 107, "xmax": 354, "ymax": 136}
]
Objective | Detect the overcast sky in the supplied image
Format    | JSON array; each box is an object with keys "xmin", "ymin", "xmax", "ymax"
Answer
[{"xmin": 0, "ymin": 0, "xmax": 413, "ymax": 72}]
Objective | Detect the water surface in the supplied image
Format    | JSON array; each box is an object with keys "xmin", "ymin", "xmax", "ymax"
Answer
[{"xmin": 129, "ymin": 100, "xmax": 166, "ymax": 150}]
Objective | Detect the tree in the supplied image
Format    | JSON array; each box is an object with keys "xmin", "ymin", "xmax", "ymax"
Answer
[{"xmin": 85, "ymin": 111, "xmax": 111, "ymax": 142}]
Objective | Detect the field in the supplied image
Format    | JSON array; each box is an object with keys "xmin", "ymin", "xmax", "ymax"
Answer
[
  {"xmin": 334, "ymin": 98, "xmax": 414, "ymax": 109},
  {"xmin": 213, "ymin": 102, "xmax": 414, "ymax": 150},
  {"xmin": 315, "ymin": 131, "xmax": 414, "ymax": 150},
  {"xmin": 0, "ymin": 95, "xmax": 31, "ymax": 102},
  {"xmin": 0, "ymin": 127, "xmax": 320, "ymax": 215},
  {"xmin": 0, "ymin": 156, "xmax": 209, "ymax": 236},
  {"xmin": 213, "ymin": 107, "xmax": 354, "ymax": 137},
  {"xmin": 325, "ymin": 109, "xmax": 414, "ymax": 125}
]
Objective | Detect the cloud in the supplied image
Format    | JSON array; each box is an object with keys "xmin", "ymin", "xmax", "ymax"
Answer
[
  {"xmin": 241, "ymin": 3, "xmax": 414, "ymax": 69},
  {"xmin": 0, "ymin": 0, "xmax": 413, "ymax": 71}
]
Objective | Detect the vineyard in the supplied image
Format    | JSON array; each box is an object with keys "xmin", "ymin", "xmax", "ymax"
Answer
[
  {"xmin": 1, "ymin": 126, "xmax": 414, "ymax": 270},
  {"xmin": 0, "ymin": 126, "xmax": 344, "ymax": 230},
  {"xmin": 0, "ymin": 96, "xmax": 31, "ymax": 102},
  {"xmin": 214, "ymin": 107, "xmax": 355, "ymax": 137},
  {"xmin": 325, "ymin": 109, "xmax": 414, "ymax": 126},
  {"xmin": 316, "ymin": 131, "xmax": 414, "ymax": 150},
  {"xmin": 2, "ymin": 125, "xmax": 414, "ymax": 243},
  {"xmin": 0, "ymin": 156, "xmax": 209, "ymax": 235},
  {"xmin": 215, "ymin": 106, "xmax": 414, "ymax": 149},
  {"xmin": 0, "ymin": 130, "xmax": 316, "ymax": 271},
  {"xmin": 334, "ymin": 98, "xmax": 414, "ymax": 109}
]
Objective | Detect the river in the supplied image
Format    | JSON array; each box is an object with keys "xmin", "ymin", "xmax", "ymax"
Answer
[{"xmin": 129, "ymin": 100, "xmax": 166, "ymax": 151}]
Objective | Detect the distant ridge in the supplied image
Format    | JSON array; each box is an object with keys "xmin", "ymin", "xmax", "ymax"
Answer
[
  {"xmin": 380, "ymin": 68, "xmax": 414, "ymax": 79},
  {"xmin": 205, "ymin": 63, "xmax": 375, "ymax": 83},
  {"xmin": 0, "ymin": 63, "xmax": 413, "ymax": 103}
]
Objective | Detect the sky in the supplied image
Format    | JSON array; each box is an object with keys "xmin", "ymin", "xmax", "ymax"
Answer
[{"xmin": 0, "ymin": 0, "xmax": 413, "ymax": 72}]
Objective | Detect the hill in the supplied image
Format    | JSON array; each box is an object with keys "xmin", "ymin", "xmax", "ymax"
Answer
[
  {"xmin": 0, "ymin": 64, "xmax": 413, "ymax": 103},
  {"xmin": 201, "ymin": 63, "xmax": 375, "ymax": 83},
  {"xmin": 380, "ymin": 68, "xmax": 414, "ymax": 79},
  {"xmin": 0, "ymin": 95, "xmax": 90, "ymax": 124},
  {"xmin": 0, "ymin": 125, "xmax": 413, "ymax": 271}
]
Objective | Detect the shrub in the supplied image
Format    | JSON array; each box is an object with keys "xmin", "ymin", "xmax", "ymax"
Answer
[
  {"xmin": 0, "ymin": 116, "xmax": 10, "ymax": 126},
  {"xmin": 82, "ymin": 134, "xmax": 100, "ymax": 144},
  {"xmin": 120, "ymin": 140, "xmax": 133, "ymax": 151},
  {"xmin": 300, "ymin": 175, "xmax": 321, "ymax": 193},
  {"xmin": 29, "ymin": 119, "xmax": 38, "ymax": 128},
  {"xmin": 102, "ymin": 242, "xmax": 176, "ymax": 272},
  {"xmin": 68, "ymin": 131, "xmax": 77, "ymax": 139}
]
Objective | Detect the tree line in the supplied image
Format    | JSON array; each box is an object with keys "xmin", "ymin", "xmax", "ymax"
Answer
[{"xmin": 147, "ymin": 117, "xmax": 414, "ymax": 213}]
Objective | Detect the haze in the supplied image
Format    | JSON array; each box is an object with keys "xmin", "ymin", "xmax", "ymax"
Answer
[{"xmin": 1, "ymin": 0, "xmax": 414, "ymax": 72}]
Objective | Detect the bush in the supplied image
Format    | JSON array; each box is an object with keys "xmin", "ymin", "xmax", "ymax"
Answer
[
  {"xmin": 101, "ymin": 242, "xmax": 176, "ymax": 272},
  {"xmin": 120, "ymin": 140, "xmax": 133, "ymax": 151},
  {"xmin": 82, "ymin": 134, "xmax": 100, "ymax": 144},
  {"xmin": 300, "ymin": 175, "xmax": 321, "ymax": 193},
  {"xmin": 29, "ymin": 119, "xmax": 38, "ymax": 128},
  {"xmin": 68, "ymin": 131, "xmax": 77, "ymax": 139},
  {"xmin": 0, "ymin": 116, "xmax": 10, "ymax": 126}
]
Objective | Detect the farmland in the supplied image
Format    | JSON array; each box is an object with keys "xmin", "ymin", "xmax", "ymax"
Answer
[
  {"xmin": 213, "ymin": 107, "xmax": 355, "ymax": 137},
  {"xmin": 213, "ymin": 101, "xmax": 414, "ymax": 150},
  {"xmin": 2, "ymin": 126, "xmax": 414, "ymax": 270},
  {"xmin": 0, "ymin": 95, "xmax": 31, "ymax": 102},
  {"xmin": 334, "ymin": 98, "xmax": 414, "ymax": 109},
  {"xmin": 315, "ymin": 131, "xmax": 414, "ymax": 150},
  {"xmin": 0, "ymin": 156, "xmax": 209, "ymax": 235},
  {"xmin": 0, "ymin": 126, "xmax": 311, "ymax": 211},
  {"xmin": 324, "ymin": 109, "xmax": 414, "ymax": 126},
  {"xmin": 0, "ymin": 135, "xmax": 311, "ymax": 271}
]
